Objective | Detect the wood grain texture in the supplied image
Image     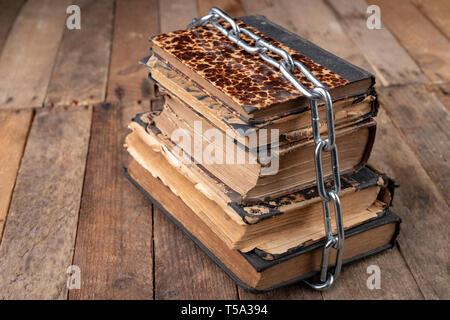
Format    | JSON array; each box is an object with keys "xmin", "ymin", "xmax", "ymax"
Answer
[
  {"xmin": 372, "ymin": 0, "xmax": 450, "ymax": 84},
  {"xmin": 378, "ymin": 85, "xmax": 450, "ymax": 206},
  {"xmin": 198, "ymin": 0, "xmax": 245, "ymax": 17},
  {"xmin": 154, "ymin": 209, "xmax": 238, "ymax": 299},
  {"xmin": 0, "ymin": 0, "xmax": 25, "ymax": 54},
  {"xmin": 369, "ymin": 108, "xmax": 450, "ymax": 299},
  {"xmin": 0, "ymin": 110, "xmax": 32, "ymax": 241},
  {"xmin": 69, "ymin": 102, "xmax": 154, "ymax": 300},
  {"xmin": 45, "ymin": 0, "xmax": 114, "ymax": 107},
  {"xmin": 238, "ymin": 0, "xmax": 318, "ymax": 300},
  {"xmin": 412, "ymin": 0, "xmax": 450, "ymax": 39},
  {"xmin": 159, "ymin": 0, "xmax": 198, "ymax": 33},
  {"xmin": 0, "ymin": 0, "xmax": 70, "ymax": 110},
  {"xmin": 242, "ymin": 0, "xmax": 374, "ymax": 77},
  {"xmin": 106, "ymin": 0, "xmax": 159, "ymax": 104},
  {"xmin": 327, "ymin": 0, "xmax": 427, "ymax": 86},
  {"xmin": 322, "ymin": 248, "xmax": 424, "ymax": 299},
  {"xmin": 0, "ymin": 106, "xmax": 91, "ymax": 299},
  {"xmin": 280, "ymin": 0, "xmax": 375, "ymax": 74}
]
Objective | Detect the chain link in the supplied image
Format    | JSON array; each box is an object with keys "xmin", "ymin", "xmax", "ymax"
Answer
[{"xmin": 188, "ymin": 7, "xmax": 344, "ymax": 290}]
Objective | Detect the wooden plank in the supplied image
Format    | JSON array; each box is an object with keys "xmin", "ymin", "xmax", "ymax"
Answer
[
  {"xmin": 412, "ymin": 0, "xmax": 450, "ymax": 40},
  {"xmin": 69, "ymin": 102, "xmax": 154, "ymax": 300},
  {"xmin": 154, "ymin": 0, "xmax": 238, "ymax": 299},
  {"xmin": 327, "ymin": 0, "xmax": 427, "ymax": 86},
  {"xmin": 106, "ymin": 0, "xmax": 159, "ymax": 104},
  {"xmin": 241, "ymin": 0, "xmax": 294, "ymax": 30},
  {"xmin": 378, "ymin": 85, "xmax": 450, "ymax": 206},
  {"xmin": 198, "ymin": 0, "xmax": 245, "ymax": 17},
  {"xmin": 368, "ymin": 108, "xmax": 450, "ymax": 299},
  {"xmin": 240, "ymin": 249, "xmax": 423, "ymax": 300},
  {"xmin": 241, "ymin": 0, "xmax": 373, "ymax": 300},
  {"xmin": 159, "ymin": 0, "xmax": 199, "ymax": 33},
  {"xmin": 0, "ymin": 0, "xmax": 70, "ymax": 110},
  {"xmin": 0, "ymin": 0, "xmax": 26, "ymax": 54},
  {"xmin": 372, "ymin": 0, "xmax": 450, "ymax": 84},
  {"xmin": 0, "ymin": 106, "xmax": 92, "ymax": 299},
  {"xmin": 0, "ymin": 110, "xmax": 33, "ymax": 241},
  {"xmin": 322, "ymin": 248, "xmax": 424, "ymax": 299},
  {"xmin": 243, "ymin": 0, "xmax": 375, "ymax": 78},
  {"xmin": 45, "ymin": 0, "xmax": 114, "ymax": 107},
  {"xmin": 154, "ymin": 208, "xmax": 238, "ymax": 299}
]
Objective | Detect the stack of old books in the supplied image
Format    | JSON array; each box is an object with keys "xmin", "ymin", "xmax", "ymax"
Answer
[{"xmin": 124, "ymin": 14, "xmax": 400, "ymax": 292}]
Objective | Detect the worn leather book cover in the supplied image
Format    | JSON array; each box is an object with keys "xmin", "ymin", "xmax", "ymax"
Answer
[{"xmin": 150, "ymin": 15, "xmax": 374, "ymax": 121}]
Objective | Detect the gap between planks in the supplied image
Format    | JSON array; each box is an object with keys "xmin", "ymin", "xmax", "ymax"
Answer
[
  {"xmin": 0, "ymin": 109, "xmax": 34, "ymax": 244},
  {"xmin": 411, "ymin": 0, "xmax": 450, "ymax": 40},
  {"xmin": 69, "ymin": 102, "xmax": 154, "ymax": 300},
  {"xmin": 69, "ymin": 0, "xmax": 159, "ymax": 299}
]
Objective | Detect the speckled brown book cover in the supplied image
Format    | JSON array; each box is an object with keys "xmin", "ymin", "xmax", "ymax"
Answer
[
  {"xmin": 151, "ymin": 15, "xmax": 373, "ymax": 117},
  {"xmin": 152, "ymin": 21, "xmax": 347, "ymax": 110}
]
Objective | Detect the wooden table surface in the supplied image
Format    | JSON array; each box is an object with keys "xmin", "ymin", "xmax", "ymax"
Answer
[{"xmin": 0, "ymin": 0, "xmax": 448, "ymax": 300}]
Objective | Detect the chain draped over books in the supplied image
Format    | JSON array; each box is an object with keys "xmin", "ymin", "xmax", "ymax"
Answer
[{"xmin": 188, "ymin": 7, "xmax": 344, "ymax": 290}]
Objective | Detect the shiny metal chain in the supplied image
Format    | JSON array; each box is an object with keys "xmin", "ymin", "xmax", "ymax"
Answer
[{"xmin": 188, "ymin": 7, "xmax": 344, "ymax": 290}]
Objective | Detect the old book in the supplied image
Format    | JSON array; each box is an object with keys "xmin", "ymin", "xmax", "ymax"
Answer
[
  {"xmin": 124, "ymin": 159, "xmax": 400, "ymax": 292},
  {"xmin": 130, "ymin": 10, "xmax": 399, "ymax": 292},
  {"xmin": 124, "ymin": 129, "xmax": 393, "ymax": 254},
  {"xmin": 150, "ymin": 15, "xmax": 375, "ymax": 122},
  {"xmin": 130, "ymin": 110, "xmax": 376, "ymax": 202},
  {"xmin": 142, "ymin": 55, "xmax": 379, "ymax": 147}
]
